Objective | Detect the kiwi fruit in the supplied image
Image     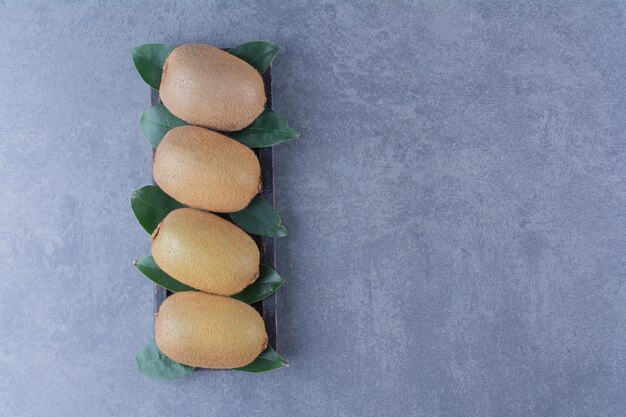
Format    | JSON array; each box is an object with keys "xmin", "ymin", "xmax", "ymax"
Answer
[
  {"xmin": 153, "ymin": 125, "xmax": 261, "ymax": 213},
  {"xmin": 151, "ymin": 208, "xmax": 260, "ymax": 296},
  {"xmin": 155, "ymin": 291, "xmax": 267, "ymax": 368},
  {"xmin": 159, "ymin": 43, "xmax": 266, "ymax": 131}
]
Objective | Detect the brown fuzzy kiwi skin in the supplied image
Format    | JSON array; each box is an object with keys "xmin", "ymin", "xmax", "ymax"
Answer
[
  {"xmin": 159, "ymin": 43, "xmax": 266, "ymax": 132},
  {"xmin": 153, "ymin": 125, "xmax": 261, "ymax": 213},
  {"xmin": 151, "ymin": 208, "xmax": 260, "ymax": 296},
  {"xmin": 155, "ymin": 292, "xmax": 268, "ymax": 369}
]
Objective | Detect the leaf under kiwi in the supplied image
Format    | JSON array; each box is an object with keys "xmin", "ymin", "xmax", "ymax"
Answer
[
  {"xmin": 140, "ymin": 103, "xmax": 297, "ymax": 149},
  {"xmin": 131, "ymin": 185, "xmax": 287, "ymax": 238},
  {"xmin": 134, "ymin": 258, "xmax": 284, "ymax": 305},
  {"xmin": 228, "ymin": 109, "xmax": 299, "ymax": 148},
  {"xmin": 232, "ymin": 345, "xmax": 288, "ymax": 373},
  {"xmin": 134, "ymin": 256, "xmax": 195, "ymax": 292},
  {"xmin": 230, "ymin": 196, "xmax": 288, "ymax": 238},
  {"xmin": 140, "ymin": 103, "xmax": 189, "ymax": 148},
  {"xmin": 136, "ymin": 341, "xmax": 196, "ymax": 380},
  {"xmin": 229, "ymin": 41, "xmax": 280, "ymax": 74},
  {"xmin": 136, "ymin": 342, "xmax": 286, "ymax": 379},
  {"xmin": 131, "ymin": 44, "xmax": 174, "ymax": 90}
]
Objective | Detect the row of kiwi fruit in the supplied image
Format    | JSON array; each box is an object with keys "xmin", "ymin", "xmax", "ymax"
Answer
[{"xmin": 150, "ymin": 44, "xmax": 273, "ymax": 369}]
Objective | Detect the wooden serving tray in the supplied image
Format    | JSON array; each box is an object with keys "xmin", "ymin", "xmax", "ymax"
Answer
[{"xmin": 150, "ymin": 68, "xmax": 278, "ymax": 350}]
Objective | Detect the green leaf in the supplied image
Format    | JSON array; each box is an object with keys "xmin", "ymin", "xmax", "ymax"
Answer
[
  {"xmin": 134, "ymin": 256, "xmax": 195, "ymax": 292},
  {"xmin": 228, "ymin": 109, "xmax": 299, "ymax": 148},
  {"xmin": 232, "ymin": 265, "xmax": 284, "ymax": 304},
  {"xmin": 130, "ymin": 185, "xmax": 185, "ymax": 234},
  {"xmin": 232, "ymin": 345, "xmax": 287, "ymax": 373},
  {"xmin": 131, "ymin": 44, "xmax": 174, "ymax": 90},
  {"xmin": 228, "ymin": 41, "xmax": 280, "ymax": 74},
  {"xmin": 140, "ymin": 105, "xmax": 297, "ymax": 149},
  {"xmin": 134, "ymin": 259, "xmax": 282, "ymax": 303},
  {"xmin": 141, "ymin": 103, "xmax": 189, "ymax": 148},
  {"xmin": 136, "ymin": 342, "xmax": 285, "ymax": 377},
  {"xmin": 136, "ymin": 341, "xmax": 196, "ymax": 380},
  {"xmin": 230, "ymin": 196, "xmax": 287, "ymax": 237}
]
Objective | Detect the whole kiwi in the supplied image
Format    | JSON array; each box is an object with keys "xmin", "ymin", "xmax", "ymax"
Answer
[
  {"xmin": 155, "ymin": 291, "xmax": 268, "ymax": 369},
  {"xmin": 153, "ymin": 125, "xmax": 261, "ymax": 213},
  {"xmin": 159, "ymin": 43, "xmax": 266, "ymax": 131},
  {"xmin": 151, "ymin": 208, "xmax": 260, "ymax": 296}
]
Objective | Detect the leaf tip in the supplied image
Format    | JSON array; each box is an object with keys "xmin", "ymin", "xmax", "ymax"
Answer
[
  {"xmin": 130, "ymin": 43, "xmax": 143, "ymax": 54},
  {"xmin": 277, "ymin": 225, "xmax": 288, "ymax": 237}
]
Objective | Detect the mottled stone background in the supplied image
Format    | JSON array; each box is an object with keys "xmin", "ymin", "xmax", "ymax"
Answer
[{"xmin": 0, "ymin": 1, "xmax": 624, "ymax": 416}]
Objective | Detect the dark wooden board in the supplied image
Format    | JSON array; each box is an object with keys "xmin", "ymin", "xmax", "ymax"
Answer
[{"xmin": 150, "ymin": 67, "xmax": 278, "ymax": 351}]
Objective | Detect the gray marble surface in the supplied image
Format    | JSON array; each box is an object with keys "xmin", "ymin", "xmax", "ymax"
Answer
[{"xmin": 0, "ymin": 1, "xmax": 624, "ymax": 416}]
